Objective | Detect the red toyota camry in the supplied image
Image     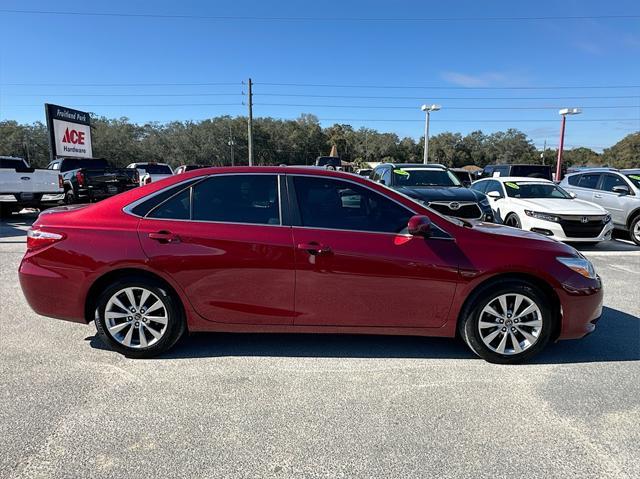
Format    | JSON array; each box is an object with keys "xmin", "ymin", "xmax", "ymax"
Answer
[{"xmin": 19, "ymin": 167, "xmax": 603, "ymax": 363}]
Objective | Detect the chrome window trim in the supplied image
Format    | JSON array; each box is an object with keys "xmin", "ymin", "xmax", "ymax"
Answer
[
  {"xmin": 287, "ymin": 173, "xmax": 454, "ymax": 239},
  {"xmin": 123, "ymin": 172, "xmax": 283, "ymax": 227}
]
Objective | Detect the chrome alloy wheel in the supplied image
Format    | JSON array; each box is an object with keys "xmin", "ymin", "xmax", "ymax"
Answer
[
  {"xmin": 633, "ymin": 220, "xmax": 640, "ymax": 243},
  {"xmin": 478, "ymin": 293, "xmax": 543, "ymax": 355},
  {"xmin": 104, "ymin": 287, "xmax": 168, "ymax": 349}
]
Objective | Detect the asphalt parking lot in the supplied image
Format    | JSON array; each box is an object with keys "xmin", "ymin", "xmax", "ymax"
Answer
[{"xmin": 1, "ymin": 211, "xmax": 639, "ymax": 479}]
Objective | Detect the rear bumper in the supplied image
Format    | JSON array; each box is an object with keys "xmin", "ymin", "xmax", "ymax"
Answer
[
  {"xmin": 557, "ymin": 275, "xmax": 604, "ymax": 339},
  {"xmin": 0, "ymin": 192, "xmax": 64, "ymax": 208},
  {"xmin": 77, "ymin": 185, "xmax": 138, "ymax": 202}
]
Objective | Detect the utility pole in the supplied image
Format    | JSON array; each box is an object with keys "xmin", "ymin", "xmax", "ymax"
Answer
[
  {"xmin": 228, "ymin": 123, "xmax": 235, "ymax": 166},
  {"xmin": 247, "ymin": 78, "xmax": 254, "ymax": 166},
  {"xmin": 541, "ymin": 139, "xmax": 547, "ymax": 165},
  {"xmin": 421, "ymin": 104, "xmax": 441, "ymax": 164},
  {"xmin": 556, "ymin": 108, "xmax": 581, "ymax": 181}
]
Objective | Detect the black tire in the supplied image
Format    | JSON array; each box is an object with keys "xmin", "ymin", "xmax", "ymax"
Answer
[
  {"xmin": 64, "ymin": 189, "xmax": 75, "ymax": 205},
  {"xmin": 0, "ymin": 205, "xmax": 14, "ymax": 218},
  {"xmin": 459, "ymin": 280, "xmax": 556, "ymax": 364},
  {"xmin": 630, "ymin": 216, "xmax": 640, "ymax": 246},
  {"xmin": 504, "ymin": 213, "xmax": 522, "ymax": 229},
  {"xmin": 94, "ymin": 276, "xmax": 186, "ymax": 358}
]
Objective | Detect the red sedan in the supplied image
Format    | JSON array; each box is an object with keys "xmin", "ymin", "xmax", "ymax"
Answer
[{"xmin": 19, "ymin": 167, "xmax": 603, "ymax": 363}]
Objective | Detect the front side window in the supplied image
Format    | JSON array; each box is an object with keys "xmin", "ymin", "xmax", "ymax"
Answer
[
  {"xmin": 192, "ymin": 174, "xmax": 279, "ymax": 225},
  {"xmin": 577, "ymin": 173, "xmax": 601, "ymax": 190},
  {"xmin": 470, "ymin": 181, "xmax": 488, "ymax": 194},
  {"xmin": 485, "ymin": 180, "xmax": 504, "ymax": 198},
  {"xmin": 380, "ymin": 168, "xmax": 392, "ymax": 185},
  {"xmin": 599, "ymin": 174, "xmax": 627, "ymax": 192},
  {"xmin": 293, "ymin": 176, "xmax": 413, "ymax": 233}
]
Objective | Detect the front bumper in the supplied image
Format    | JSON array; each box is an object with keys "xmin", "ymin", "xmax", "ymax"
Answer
[
  {"xmin": 526, "ymin": 218, "xmax": 613, "ymax": 243},
  {"xmin": 558, "ymin": 275, "xmax": 604, "ymax": 339}
]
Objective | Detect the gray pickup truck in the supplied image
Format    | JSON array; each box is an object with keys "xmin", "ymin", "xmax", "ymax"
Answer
[{"xmin": 559, "ymin": 168, "xmax": 640, "ymax": 245}]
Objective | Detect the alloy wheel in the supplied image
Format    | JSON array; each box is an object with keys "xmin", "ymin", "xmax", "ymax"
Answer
[
  {"xmin": 633, "ymin": 220, "xmax": 640, "ymax": 243},
  {"xmin": 478, "ymin": 293, "xmax": 543, "ymax": 355},
  {"xmin": 104, "ymin": 287, "xmax": 168, "ymax": 349}
]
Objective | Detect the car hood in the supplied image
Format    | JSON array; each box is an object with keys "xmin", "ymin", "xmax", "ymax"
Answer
[
  {"xmin": 511, "ymin": 197, "xmax": 607, "ymax": 215},
  {"xmin": 468, "ymin": 220, "xmax": 576, "ymax": 252},
  {"xmin": 395, "ymin": 186, "xmax": 483, "ymax": 202}
]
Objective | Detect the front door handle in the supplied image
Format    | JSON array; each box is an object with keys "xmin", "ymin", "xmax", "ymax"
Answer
[
  {"xmin": 297, "ymin": 242, "xmax": 332, "ymax": 255},
  {"xmin": 593, "ymin": 194, "xmax": 603, "ymax": 198},
  {"xmin": 148, "ymin": 230, "xmax": 180, "ymax": 243}
]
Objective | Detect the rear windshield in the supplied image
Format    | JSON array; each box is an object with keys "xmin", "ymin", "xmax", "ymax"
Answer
[
  {"xmin": 0, "ymin": 158, "xmax": 29, "ymax": 170},
  {"xmin": 504, "ymin": 182, "xmax": 572, "ymax": 199},
  {"xmin": 395, "ymin": 169, "xmax": 461, "ymax": 187},
  {"xmin": 509, "ymin": 165, "xmax": 552, "ymax": 180},
  {"xmin": 138, "ymin": 164, "xmax": 173, "ymax": 175},
  {"xmin": 60, "ymin": 158, "xmax": 109, "ymax": 172}
]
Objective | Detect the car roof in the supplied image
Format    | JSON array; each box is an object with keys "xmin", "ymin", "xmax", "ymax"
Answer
[
  {"xmin": 475, "ymin": 176, "xmax": 553, "ymax": 183},
  {"xmin": 381, "ymin": 163, "xmax": 447, "ymax": 170},
  {"xmin": 565, "ymin": 167, "xmax": 618, "ymax": 175},
  {"xmin": 621, "ymin": 169, "xmax": 640, "ymax": 174}
]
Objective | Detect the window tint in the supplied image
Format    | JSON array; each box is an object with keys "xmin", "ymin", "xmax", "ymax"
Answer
[
  {"xmin": 131, "ymin": 179, "xmax": 199, "ymax": 217},
  {"xmin": 192, "ymin": 174, "xmax": 279, "ymax": 225},
  {"xmin": 567, "ymin": 174, "xmax": 580, "ymax": 186},
  {"xmin": 577, "ymin": 174, "xmax": 601, "ymax": 190},
  {"xmin": 471, "ymin": 181, "xmax": 488, "ymax": 194},
  {"xmin": 485, "ymin": 180, "xmax": 504, "ymax": 198},
  {"xmin": 599, "ymin": 174, "xmax": 626, "ymax": 192},
  {"xmin": 148, "ymin": 188, "xmax": 190, "ymax": 220},
  {"xmin": 370, "ymin": 168, "xmax": 382, "ymax": 182},
  {"xmin": 293, "ymin": 176, "xmax": 413, "ymax": 233}
]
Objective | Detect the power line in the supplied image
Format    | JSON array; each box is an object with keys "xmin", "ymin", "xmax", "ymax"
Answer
[
  {"xmin": 311, "ymin": 118, "xmax": 640, "ymax": 123},
  {"xmin": 1, "ymin": 9, "xmax": 639, "ymax": 22},
  {"xmin": 256, "ymin": 93, "xmax": 640, "ymax": 100},
  {"xmin": 256, "ymin": 103, "xmax": 639, "ymax": 110},
  {"xmin": 256, "ymin": 82, "xmax": 640, "ymax": 90},
  {"xmin": 0, "ymin": 81, "xmax": 240, "ymax": 86}
]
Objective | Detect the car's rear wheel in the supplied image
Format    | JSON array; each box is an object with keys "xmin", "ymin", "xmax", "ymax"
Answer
[
  {"xmin": 504, "ymin": 213, "xmax": 521, "ymax": 228},
  {"xmin": 64, "ymin": 190, "xmax": 75, "ymax": 205},
  {"xmin": 95, "ymin": 277, "xmax": 185, "ymax": 358},
  {"xmin": 630, "ymin": 216, "xmax": 640, "ymax": 246},
  {"xmin": 460, "ymin": 280, "xmax": 555, "ymax": 364}
]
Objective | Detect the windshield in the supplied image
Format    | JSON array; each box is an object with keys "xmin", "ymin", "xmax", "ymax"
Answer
[
  {"xmin": 394, "ymin": 169, "xmax": 462, "ymax": 187},
  {"xmin": 625, "ymin": 173, "xmax": 640, "ymax": 189},
  {"xmin": 509, "ymin": 165, "xmax": 552, "ymax": 180},
  {"xmin": 138, "ymin": 164, "xmax": 173, "ymax": 174},
  {"xmin": 504, "ymin": 182, "xmax": 572, "ymax": 199}
]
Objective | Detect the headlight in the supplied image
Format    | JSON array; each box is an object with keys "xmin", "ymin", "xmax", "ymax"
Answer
[
  {"xmin": 557, "ymin": 256, "xmax": 597, "ymax": 279},
  {"xmin": 525, "ymin": 210, "xmax": 560, "ymax": 223}
]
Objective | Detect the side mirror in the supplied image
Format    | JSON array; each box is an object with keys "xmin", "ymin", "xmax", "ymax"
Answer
[
  {"xmin": 612, "ymin": 185, "xmax": 630, "ymax": 195},
  {"xmin": 408, "ymin": 215, "xmax": 432, "ymax": 237},
  {"xmin": 569, "ymin": 192, "xmax": 577, "ymax": 198},
  {"xmin": 487, "ymin": 191, "xmax": 501, "ymax": 199}
]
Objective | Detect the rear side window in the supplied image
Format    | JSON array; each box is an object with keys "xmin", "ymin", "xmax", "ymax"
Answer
[
  {"xmin": 148, "ymin": 189, "xmax": 190, "ymax": 220},
  {"xmin": 192, "ymin": 174, "xmax": 279, "ymax": 225},
  {"xmin": 129, "ymin": 179, "xmax": 199, "ymax": 217},
  {"xmin": 577, "ymin": 174, "xmax": 601, "ymax": 190},
  {"xmin": 292, "ymin": 176, "xmax": 412, "ymax": 233},
  {"xmin": 567, "ymin": 174, "xmax": 581, "ymax": 186}
]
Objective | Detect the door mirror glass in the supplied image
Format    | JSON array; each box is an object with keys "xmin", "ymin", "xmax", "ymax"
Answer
[
  {"xmin": 612, "ymin": 185, "xmax": 630, "ymax": 195},
  {"xmin": 407, "ymin": 215, "xmax": 432, "ymax": 237}
]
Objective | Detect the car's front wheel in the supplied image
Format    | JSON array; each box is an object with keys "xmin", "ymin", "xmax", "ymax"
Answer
[
  {"xmin": 504, "ymin": 213, "xmax": 521, "ymax": 228},
  {"xmin": 460, "ymin": 280, "xmax": 555, "ymax": 364},
  {"xmin": 95, "ymin": 277, "xmax": 185, "ymax": 358},
  {"xmin": 630, "ymin": 216, "xmax": 640, "ymax": 246}
]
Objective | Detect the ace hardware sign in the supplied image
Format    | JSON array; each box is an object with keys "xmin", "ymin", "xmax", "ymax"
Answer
[{"xmin": 45, "ymin": 103, "xmax": 93, "ymax": 160}]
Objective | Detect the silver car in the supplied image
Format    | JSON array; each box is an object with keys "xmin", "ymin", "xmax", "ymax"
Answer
[{"xmin": 559, "ymin": 168, "xmax": 640, "ymax": 245}]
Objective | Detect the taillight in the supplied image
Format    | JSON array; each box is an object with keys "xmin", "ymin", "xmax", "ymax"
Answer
[
  {"xmin": 133, "ymin": 170, "xmax": 140, "ymax": 184},
  {"xmin": 58, "ymin": 174, "xmax": 64, "ymax": 189},
  {"xmin": 26, "ymin": 229, "xmax": 65, "ymax": 252},
  {"xmin": 144, "ymin": 176, "xmax": 152, "ymax": 185},
  {"xmin": 75, "ymin": 171, "xmax": 85, "ymax": 187}
]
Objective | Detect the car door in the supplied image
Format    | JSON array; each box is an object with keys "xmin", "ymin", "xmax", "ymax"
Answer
[
  {"xmin": 595, "ymin": 174, "xmax": 630, "ymax": 226},
  {"xmin": 572, "ymin": 173, "xmax": 602, "ymax": 202},
  {"xmin": 288, "ymin": 174, "xmax": 460, "ymax": 329},
  {"xmin": 137, "ymin": 173, "xmax": 296, "ymax": 325},
  {"xmin": 484, "ymin": 180, "xmax": 507, "ymax": 222}
]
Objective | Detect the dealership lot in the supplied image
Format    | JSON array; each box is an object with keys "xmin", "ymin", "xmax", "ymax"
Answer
[{"xmin": 1, "ymin": 212, "xmax": 639, "ymax": 479}]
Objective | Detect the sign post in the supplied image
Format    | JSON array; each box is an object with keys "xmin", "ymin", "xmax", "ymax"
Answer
[{"xmin": 45, "ymin": 104, "xmax": 93, "ymax": 161}]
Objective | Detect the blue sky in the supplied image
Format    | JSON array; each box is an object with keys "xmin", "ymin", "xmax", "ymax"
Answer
[{"xmin": 1, "ymin": 0, "xmax": 639, "ymax": 151}]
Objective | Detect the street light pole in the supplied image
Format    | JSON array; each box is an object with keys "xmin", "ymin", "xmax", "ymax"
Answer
[
  {"xmin": 555, "ymin": 108, "xmax": 581, "ymax": 181},
  {"xmin": 421, "ymin": 104, "xmax": 441, "ymax": 164}
]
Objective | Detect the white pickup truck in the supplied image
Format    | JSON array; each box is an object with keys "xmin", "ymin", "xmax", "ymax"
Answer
[{"xmin": 0, "ymin": 156, "xmax": 64, "ymax": 217}]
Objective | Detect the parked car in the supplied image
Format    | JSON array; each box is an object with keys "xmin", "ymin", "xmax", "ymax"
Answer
[
  {"xmin": 481, "ymin": 164, "xmax": 553, "ymax": 181},
  {"xmin": 175, "ymin": 164, "xmax": 207, "ymax": 174},
  {"xmin": 559, "ymin": 168, "xmax": 640, "ymax": 245},
  {"xmin": 126, "ymin": 162, "xmax": 173, "ymax": 186},
  {"xmin": 450, "ymin": 168, "xmax": 475, "ymax": 187},
  {"xmin": 356, "ymin": 168, "xmax": 372, "ymax": 177},
  {"xmin": 471, "ymin": 177, "xmax": 613, "ymax": 244},
  {"xmin": 19, "ymin": 167, "xmax": 603, "ymax": 363},
  {"xmin": 370, "ymin": 163, "xmax": 494, "ymax": 221},
  {"xmin": 0, "ymin": 156, "xmax": 64, "ymax": 216},
  {"xmin": 48, "ymin": 157, "xmax": 139, "ymax": 204},
  {"xmin": 315, "ymin": 156, "xmax": 341, "ymax": 169}
]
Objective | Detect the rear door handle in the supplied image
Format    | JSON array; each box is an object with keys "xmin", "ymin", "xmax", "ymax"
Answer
[
  {"xmin": 148, "ymin": 230, "xmax": 180, "ymax": 243},
  {"xmin": 593, "ymin": 194, "xmax": 602, "ymax": 198},
  {"xmin": 297, "ymin": 242, "xmax": 332, "ymax": 255}
]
